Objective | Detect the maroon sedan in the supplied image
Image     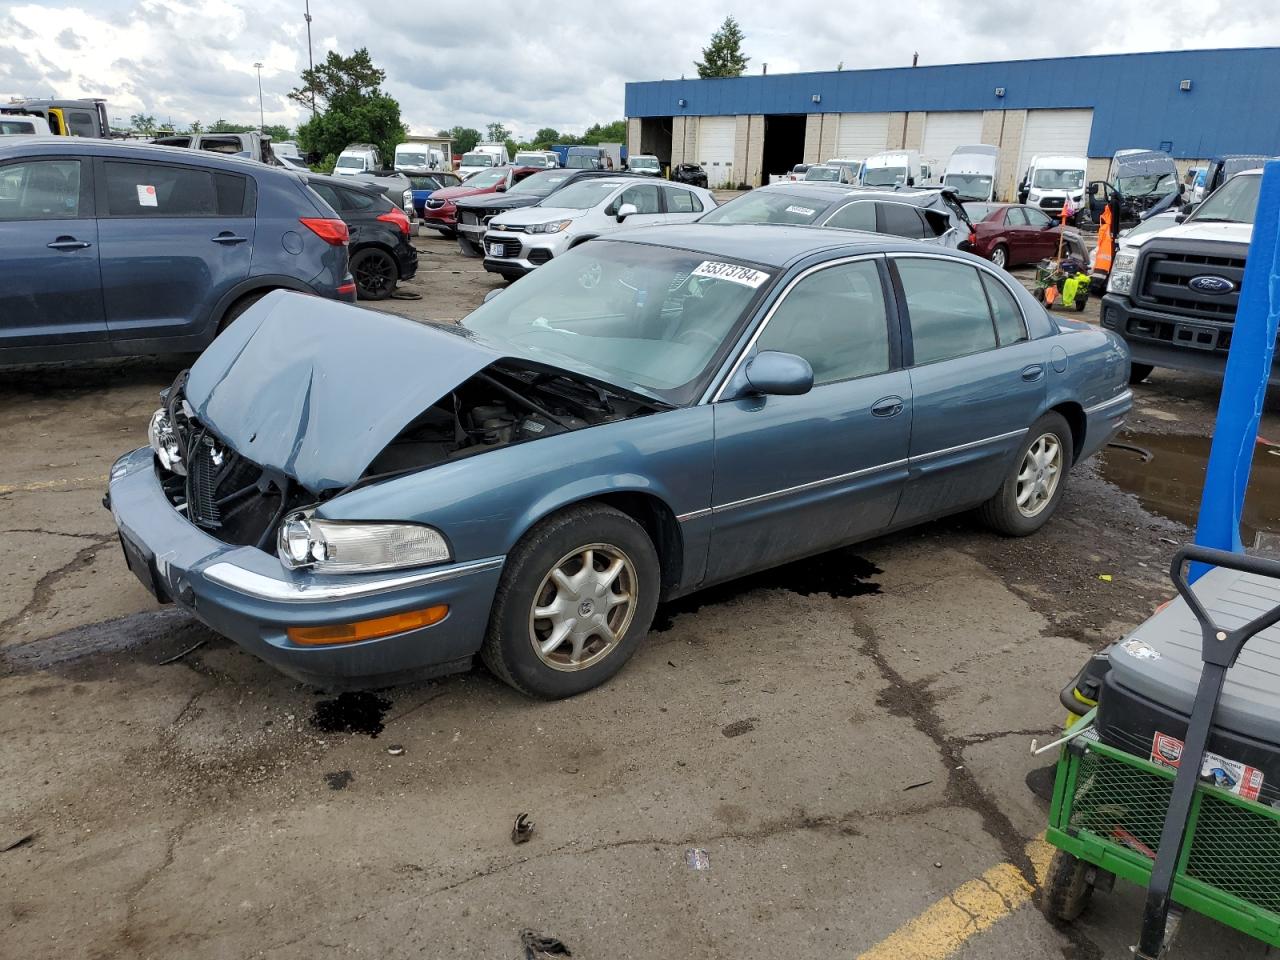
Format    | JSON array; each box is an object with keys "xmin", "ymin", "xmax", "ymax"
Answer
[
  {"xmin": 420, "ymin": 166, "xmax": 540, "ymax": 238},
  {"xmin": 964, "ymin": 202, "xmax": 1072, "ymax": 270}
]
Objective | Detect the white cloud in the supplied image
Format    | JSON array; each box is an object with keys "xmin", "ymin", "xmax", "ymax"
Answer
[{"xmin": 1, "ymin": 0, "xmax": 1277, "ymax": 137}]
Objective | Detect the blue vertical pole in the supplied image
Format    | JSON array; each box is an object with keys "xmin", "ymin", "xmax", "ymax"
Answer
[{"xmin": 1193, "ymin": 160, "xmax": 1280, "ymax": 578}]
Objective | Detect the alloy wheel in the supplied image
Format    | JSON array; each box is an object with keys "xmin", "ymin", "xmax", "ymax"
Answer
[
  {"xmin": 992, "ymin": 246, "xmax": 1007, "ymax": 269},
  {"xmin": 355, "ymin": 252, "xmax": 395, "ymax": 298},
  {"xmin": 528, "ymin": 543, "xmax": 637, "ymax": 672},
  {"xmin": 1016, "ymin": 433, "xmax": 1063, "ymax": 517}
]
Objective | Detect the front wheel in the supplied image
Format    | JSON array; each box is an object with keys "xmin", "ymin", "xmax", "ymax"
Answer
[
  {"xmin": 978, "ymin": 412, "xmax": 1073, "ymax": 536},
  {"xmin": 481, "ymin": 504, "xmax": 660, "ymax": 698},
  {"xmin": 350, "ymin": 248, "xmax": 399, "ymax": 300},
  {"xmin": 990, "ymin": 244, "xmax": 1009, "ymax": 270}
]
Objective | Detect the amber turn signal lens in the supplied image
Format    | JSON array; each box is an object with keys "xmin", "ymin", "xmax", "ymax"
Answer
[{"xmin": 287, "ymin": 605, "xmax": 449, "ymax": 646}]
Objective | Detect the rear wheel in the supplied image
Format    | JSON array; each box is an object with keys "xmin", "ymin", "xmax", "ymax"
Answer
[
  {"xmin": 1129, "ymin": 362, "xmax": 1154, "ymax": 384},
  {"xmin": 979, "ymin": 411, "xmax": 1073, "ymax": 536},
  {"xmin": 350, "ymin": 248, "xmax": 398, "ymax": 300},
  {"xmin": 1042, "ymin": 849, "xmax": 1095, "ymax": 922},
  {"xmin": 481, "ymin": 504, "xmax": 659, "ymax": 699},
  {"xmin": 990, "ymin": 243, "xmax": 1009, "ymax": 270},
  {"xmin": 216, "ymin": 290, "xmax": 269, "ymax": 335}
]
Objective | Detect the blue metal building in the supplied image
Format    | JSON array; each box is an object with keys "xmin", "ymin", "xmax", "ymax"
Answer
[{"xmin": 623, "ymin": 47, "xmax": 1280, "ymax": 191}]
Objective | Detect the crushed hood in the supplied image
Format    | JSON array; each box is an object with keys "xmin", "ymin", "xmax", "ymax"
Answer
[{"xmin": 184, "ymin": 291, "xmax": 500, "ymax": 492}]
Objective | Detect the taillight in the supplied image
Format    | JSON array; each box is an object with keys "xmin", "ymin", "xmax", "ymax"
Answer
[
  {"xmin": 377, "ymin": 207, "xmax": 411, "ymax": 237},
  {"xmin": 969, "ymin": 230, "xmax": 977, "ymax": 246},
  {"xmin": 299, "ymin": 217, "xmax": 349, "ymax": 245}
]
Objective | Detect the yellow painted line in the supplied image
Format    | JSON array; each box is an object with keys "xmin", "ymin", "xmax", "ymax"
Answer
[
  {"xmin": 856, "ymin": 836, "xmax": 1055, "ymax": 960},
  {"xmin": 0, "ymin": 475, "xmax": 108, "ymax": 495}
]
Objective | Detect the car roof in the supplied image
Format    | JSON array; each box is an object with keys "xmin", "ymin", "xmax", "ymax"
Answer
[
  {"xmin": 751, "ymin": 181, "xmax": 946, "ymax": 207},
  {"xmin": 604, "ymin": 222, "xmax": 931, "ymax": 268},
  {"xmin": 305, "ymin": 171, "xmax": 383, "ymax": 194},
  {"xmin": 0, "ymin": 136, "xmax": 276, "ymax": 172}
]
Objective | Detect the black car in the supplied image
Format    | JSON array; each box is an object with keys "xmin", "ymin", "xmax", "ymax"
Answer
[
  {"xmin": 672, "ymin": 163, "xmax": 708, "ymax": 188},
  {"xmin": 305, "ymin": 174, "xmax": 417, "ymax": 301},
  {"xmin": 452, "ymin": 168, "xmax": 644, "ymax": 257}
]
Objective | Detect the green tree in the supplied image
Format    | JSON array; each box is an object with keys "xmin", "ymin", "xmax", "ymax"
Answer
[
  {"xmin": 441, "ymin": 126, "xmax": 481, "ymax": 154},
  {"xmin": 533, "ymin": 127, "xmax": 560, "ymax": 146},
  {"xmin": 130, "ymin": 113, "xmax": 156, "ymax": 135},
  {"xmin": 582, "ymin": 120, "xmax": 627, "ymax": 143},
  {"xmin": 262, "ymin": 123, "xmax": 292, "ymax": 142},
  {"xmin": 485, "ymin": 122, "xmax": 511, "ymax": 143},
  {"xmin": 189, "ymin": 120, "xmax": 204, "ymax": 134},
  {"xmin": 695, "ymin": 15, "xmax": 749, "ymax": 78},
  {"xmin": 208, "ymin": 118, "xmax": 253, "ymax": 133},
  {"xmin": 293, "ymin": 49, "xmax": 407, "ymax": 168}
]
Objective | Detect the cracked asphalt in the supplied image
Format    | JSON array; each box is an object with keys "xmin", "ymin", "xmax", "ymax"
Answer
[{"xmin": 2, "ymin": 230, "xmax": 1277, "ymax": 959}]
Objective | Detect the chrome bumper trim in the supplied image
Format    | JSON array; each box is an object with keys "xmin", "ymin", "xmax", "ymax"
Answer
[
  {"xmin": 1084, "ymin": 390, "xmax": 1133, "ymax": 416},
  {"xmin": 203, "ymin": 556, "xmax": 505, "ymax": 603}
]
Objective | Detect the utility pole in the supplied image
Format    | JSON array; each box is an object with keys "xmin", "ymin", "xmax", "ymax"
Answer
[
  {"xmin": 304, "ymin": 0, "xmax": 316, "ymax": 118},
  {"xmin": 254, "ymin": 62, "xmax": 264, "ymax": 132}
]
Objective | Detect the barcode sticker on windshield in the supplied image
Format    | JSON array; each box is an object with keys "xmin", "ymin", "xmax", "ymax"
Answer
[
  {"xmin": 785, "ymin": 205, "xmax": 816, "ymax": 217},
  {"xmin": 692, "ymin": 261, "xmax": 770, "ymax": 288}
]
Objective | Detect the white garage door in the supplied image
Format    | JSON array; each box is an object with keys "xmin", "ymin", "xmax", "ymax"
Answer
[
  {"xmin": 696, "ymin": 116, "xmax": 737, "ymax": 187},
  {"xmin": 921, "ymin": 111, "xmax": 984, "ymax": 170},
  {"xmin": 1016, "ymin": 109, "xmax": 1094, "ymax": 180},
  {"xmin": 836, "ymin": 113, "xmax": 890, "ymax": 160}
]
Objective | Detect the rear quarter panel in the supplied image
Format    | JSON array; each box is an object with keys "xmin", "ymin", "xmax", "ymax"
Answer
[{"xmin": 1044, "ymin": 317, "xmax": 1131, "ymax": 460}]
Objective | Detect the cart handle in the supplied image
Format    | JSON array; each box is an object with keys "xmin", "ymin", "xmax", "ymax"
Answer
[{"xmin": 1171, "ymin": 544, "xmax": 1280, "ymax": 668}]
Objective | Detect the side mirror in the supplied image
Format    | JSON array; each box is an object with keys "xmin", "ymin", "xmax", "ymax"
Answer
[
  {"xmin": 906, "ymin": 176, "xmax": 915, "ymax": 186},
  {"xmin": 483, "ymin": 288, "xmax": 503, "ymax": 303},
  {"xmin": 616, "ymin": 202, "xmax": 638, "ymax": 223},
  {"xmin": 495, "ymin": 183, "xmax": 507, "ymax": 192},
  {"xmin": 743, "ymin": 351, "xmax": 814, "ymax": 397},
  {"xmin": 1088, "ymin": 183, "xmax": 1100, "ymax": 197}
]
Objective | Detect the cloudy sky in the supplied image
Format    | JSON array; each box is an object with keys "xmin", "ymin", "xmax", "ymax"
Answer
[{"xmin": 1, "ymin": 0, "xmax": 1275, "ymax": 138}]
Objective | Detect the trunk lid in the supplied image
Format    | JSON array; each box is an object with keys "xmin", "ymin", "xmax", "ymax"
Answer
[{"xmin": 184, "ymin": 291, "xmax": 500, "ymax": 492}]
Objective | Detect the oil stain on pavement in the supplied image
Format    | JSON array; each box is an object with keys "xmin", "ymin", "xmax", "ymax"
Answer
[{"xmin": 310, "ymin": 691, "xmax": 392, "ymax": 737}]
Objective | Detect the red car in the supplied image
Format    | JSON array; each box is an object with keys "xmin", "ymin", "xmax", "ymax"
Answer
[
  {"xmin": 420, "ymin": 166, "xmax": 541, "ymax": 238},
  {"xmin": 964, "ymin": 202, "xmax": 1073, "ymax": 270}
]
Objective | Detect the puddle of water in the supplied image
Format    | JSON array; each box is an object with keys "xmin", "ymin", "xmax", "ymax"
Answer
[
  {"xmin": 652, "ymin": 549, "xmax": 882, "ymax": 633},
  {"xmin": 310, "ymin": 691, "xmax": 391, "ymax": 738},
  {"xmin": 1098, "ymin": 432, "xmax": 1280, "ymax": 540}
]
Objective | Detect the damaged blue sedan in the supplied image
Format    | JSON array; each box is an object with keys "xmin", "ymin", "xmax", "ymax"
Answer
[{"xmin": 108, "ymin": 224, "xmax": 1132, "ymax": 697}]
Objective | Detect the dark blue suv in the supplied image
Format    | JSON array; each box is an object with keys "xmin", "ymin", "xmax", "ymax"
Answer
[{"xmin": 0, "ymin": 138, "xmax": 356, "ymax": 363}]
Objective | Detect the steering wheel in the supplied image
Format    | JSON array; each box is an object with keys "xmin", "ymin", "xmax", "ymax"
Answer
[
  {"xmin": 674, "ymin": 328, "xmax": 720, "ymax": 349},
  {"xmin": 578, "ymin": 261, "xmax": 603, "ymax": 290}
]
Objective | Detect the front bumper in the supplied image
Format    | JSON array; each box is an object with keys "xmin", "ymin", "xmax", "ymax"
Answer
[
  {"xmin": 481, "ymin": 230, "xmax": 563, "ymax": 278},
  {"xmin": 107, "ymin": 448, "xmax": 504, "ymax": 688},
  {"xmin": 1100, "ymin": 295, "xmax": 1279, "ymax": 384},
  {"xmin": 421, "ymin": 206, "xmax": 457, "ymax": 231},
  {"xmin": 395, "ymin": 242, "xmax": 419, "ymax": 281}
]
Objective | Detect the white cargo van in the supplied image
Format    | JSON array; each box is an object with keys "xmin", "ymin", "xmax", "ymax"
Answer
[
  {"xmin": 394, "ymin": 141, "xmax": 445, "ymax": 171},
  {"xmin": 861, "ymin": 150, "xmax": 925, "ymax": 188},
  {"xmin": 334, "ymin": 143, "xmax": 381, "ymax": 176},
  {"xmin": 941, "ymin": 144, "xmax": 999, "ymax": 201},
  {"xmin": 0, "ymin": 114, "xmax": 52, "ymax": 135},
  {"xmin": 1017, "ymin": 154, "xmax": 1087, "ymax": 223}
]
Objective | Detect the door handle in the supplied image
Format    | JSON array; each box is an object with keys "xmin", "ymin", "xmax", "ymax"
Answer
[
  {"xmin": 1021, "ymin": 364, "xmax": 1045, "ymax": 382},
  {"xmin": 871, "ymin": 396, "xmax": 905, "ymax": 418},
  {"xmin": 47, "ymin": 237, "xmax": 91, "ymax": 250},
  {"xmin": 211, "ymin": 233, "xmax": 248, "ymax": 245}
]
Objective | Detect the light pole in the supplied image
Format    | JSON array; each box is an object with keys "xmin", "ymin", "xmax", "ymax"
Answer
[
  {"xmin": 254, "ymin": 62, "xmax": 264, "ymax": 132},
  {"xmin": 304, "ymin": 0, "xmax": 316, "ymax": 118}
]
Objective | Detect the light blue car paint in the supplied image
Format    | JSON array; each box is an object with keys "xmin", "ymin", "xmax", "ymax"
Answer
[{"xmin": 109, "ymin": 224, "xmax": 1133, "ymax": 689}]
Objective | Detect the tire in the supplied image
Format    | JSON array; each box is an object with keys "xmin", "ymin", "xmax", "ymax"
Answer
[
  {"xmin": 1033, "ymin": 286, "xmax": 1047, "ymax": 304},
  {"xmin": 990, "ymin": 244, "xmax": 1010, "ymax": 270},
  {"xmin": 216, "ymin": 290, "xmax": 269, "ymax": 335},
  {"xmin": 1073, "ymin": 294, "xmax": 1088, "ymax": 312},
  {"xmin": 979, "ymin": 411, "xmax": 1074, "ymax": 536},
  {"xmin": 480, "ymin": 504, "xmax": 660, "ymax": 699},
  {"xmin": 1042, "ymin": 849, "xmax": 1095, "ymax": 922},
  {"xmin": 350, "ymin": 247, "xmax": 399, "ymax": 301},
  {"xmin": 1129, "ymin": 362, "xmax": 1154, "ymax": 384},
  {"xmin": 457, "ymin": 236, "xmax": 482, "ymax": 258}
]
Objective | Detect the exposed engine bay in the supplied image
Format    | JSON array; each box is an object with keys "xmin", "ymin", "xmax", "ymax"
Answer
[{"xmin": 150, "ymin": 362, "xmax": 664, "ymax": 551}]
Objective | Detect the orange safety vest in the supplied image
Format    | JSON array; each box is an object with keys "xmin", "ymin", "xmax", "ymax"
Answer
[{"xmin": 1095, "ymin": 204, "xmax": 1114, "ymax": 273}]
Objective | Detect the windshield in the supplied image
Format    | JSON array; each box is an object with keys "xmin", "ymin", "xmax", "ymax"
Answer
[
  {"xmin": 630, "ymin": 157, "xmax": 660, "ymax": 170},
  {"xmin": 514, "ymin": 153, "xmax": 549, "ymax": 166},
  {"xmin": 863, "ymin": 165, "xmax": 907, "ymax": 187},
  {"xmin": 461, "ymin": 153, "xmax": 494, "ymax": 167},
  {"xmin": 465, "ymin": 167, "xmax": 507, "ymax": 188},
  {"xmin": 1116, "ymin": 172, "xmax": 1177, "ymax": 197},
  {"xmin": 397, "ymin": 152, "xmax": 427, "ymax": 167},
  {"xmin": 1031, "ymin": 168, "xmax": 1084, "ymax": 190},
  {"xmin": 510, "ymin": 170, "xmax": 574, "ymax": 196},
  {"xmin": 0, "ymin": 119, "xmax": 37, "ymax": 134},
  {"xmin": 700, "ymin": 190, "xmax": 825, "ymax": 225},
  {"xmin": 942, "ymin": 174, "xmax": 993, "ymax": 200},
  {"xmin": 409, "ymin": 177, "xmax": 438, "ymax": 190},
  {"xmin": 804, "ymin": 166, "xmax": 840, "ymax": 182},
  {"xmin": 1191, "ymin": 173, "xmax": 1261, "ymax": 225},
  {"xmin": 336, "ymin": 156, "xmax": 364, "ymax": 169},
  {"xmin": 461, "ymin": 242, "xmax": 769, "ymax": 402},
  {"xmin": 541, "ymin": 179, "xmax": 617, "ymax": 209},
  {"xmin": 566, "ymin": 155, "xmax": 599, "ymax": 169}
]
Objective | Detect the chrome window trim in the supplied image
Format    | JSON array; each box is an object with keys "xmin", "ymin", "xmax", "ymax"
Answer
[
  {"xmin": 705, "ymin": 252, "xmax": 885, "ymax": 404},
  {"xmin": 908, "ymin": 428, "xmax": 1028, "ymax": 464},
  {"xmin": 1084, "ymin": 390, "xmax": 1133, "ymax": 415},
  {"xmin": 203, "ymin": 555, "xmax": 506, "ymax": 603}
]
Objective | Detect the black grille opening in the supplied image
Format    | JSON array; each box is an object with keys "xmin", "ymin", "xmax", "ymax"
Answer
[{"xmin": 528, "ymin": 248, "xmax": 553, "ymax": 265}]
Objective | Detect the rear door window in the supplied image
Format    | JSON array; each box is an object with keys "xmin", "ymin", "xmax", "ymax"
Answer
[
  {"xmin": 879, "ymin": 203, "xmax": 929, "ymax": 239},
  {"xmin": 199, "ymin": 137, "xmax": 245, "ymax": 155},
  {"xmin": 0, "ymin": 159, "xmax": 84, "ymax": 219},
  {"xmin": 1005, "ymin": 207, "xmax": 1029, "ymax": 226},
  {"xmin": 825, "ymin": 201, "xmax": 876, "ymax": 232},
  {"xmin": 663, "ymin": 185, "xmax": 702, "ymax": 213},
  {"xmin": 212, "ymin": 172, "xmax": 252, "ymax": 216},
  {"xmin": 104, "ymin": 160, "xmax": 217, "ymax": 217},
  {"xmin": 896, "ymin": 257, "xmax": 999, "ymax": 364},
  {"xmin": 980, "ymin": 273, "xmax": 1028, "ymax": 346}
]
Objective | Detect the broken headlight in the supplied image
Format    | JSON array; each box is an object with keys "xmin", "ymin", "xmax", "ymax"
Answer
[
  {"xmin": 278, "ymin": 513, "xmax": 451, "ymax": 573},
  {"xmin": 148, "ymin": 407, "xmax": 186, "ymax": 475}
]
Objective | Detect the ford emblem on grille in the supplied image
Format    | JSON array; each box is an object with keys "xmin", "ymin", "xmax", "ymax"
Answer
[{"xmin": 1189, "ymin": 274, "xmax": 1235, "ymax": 295}]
